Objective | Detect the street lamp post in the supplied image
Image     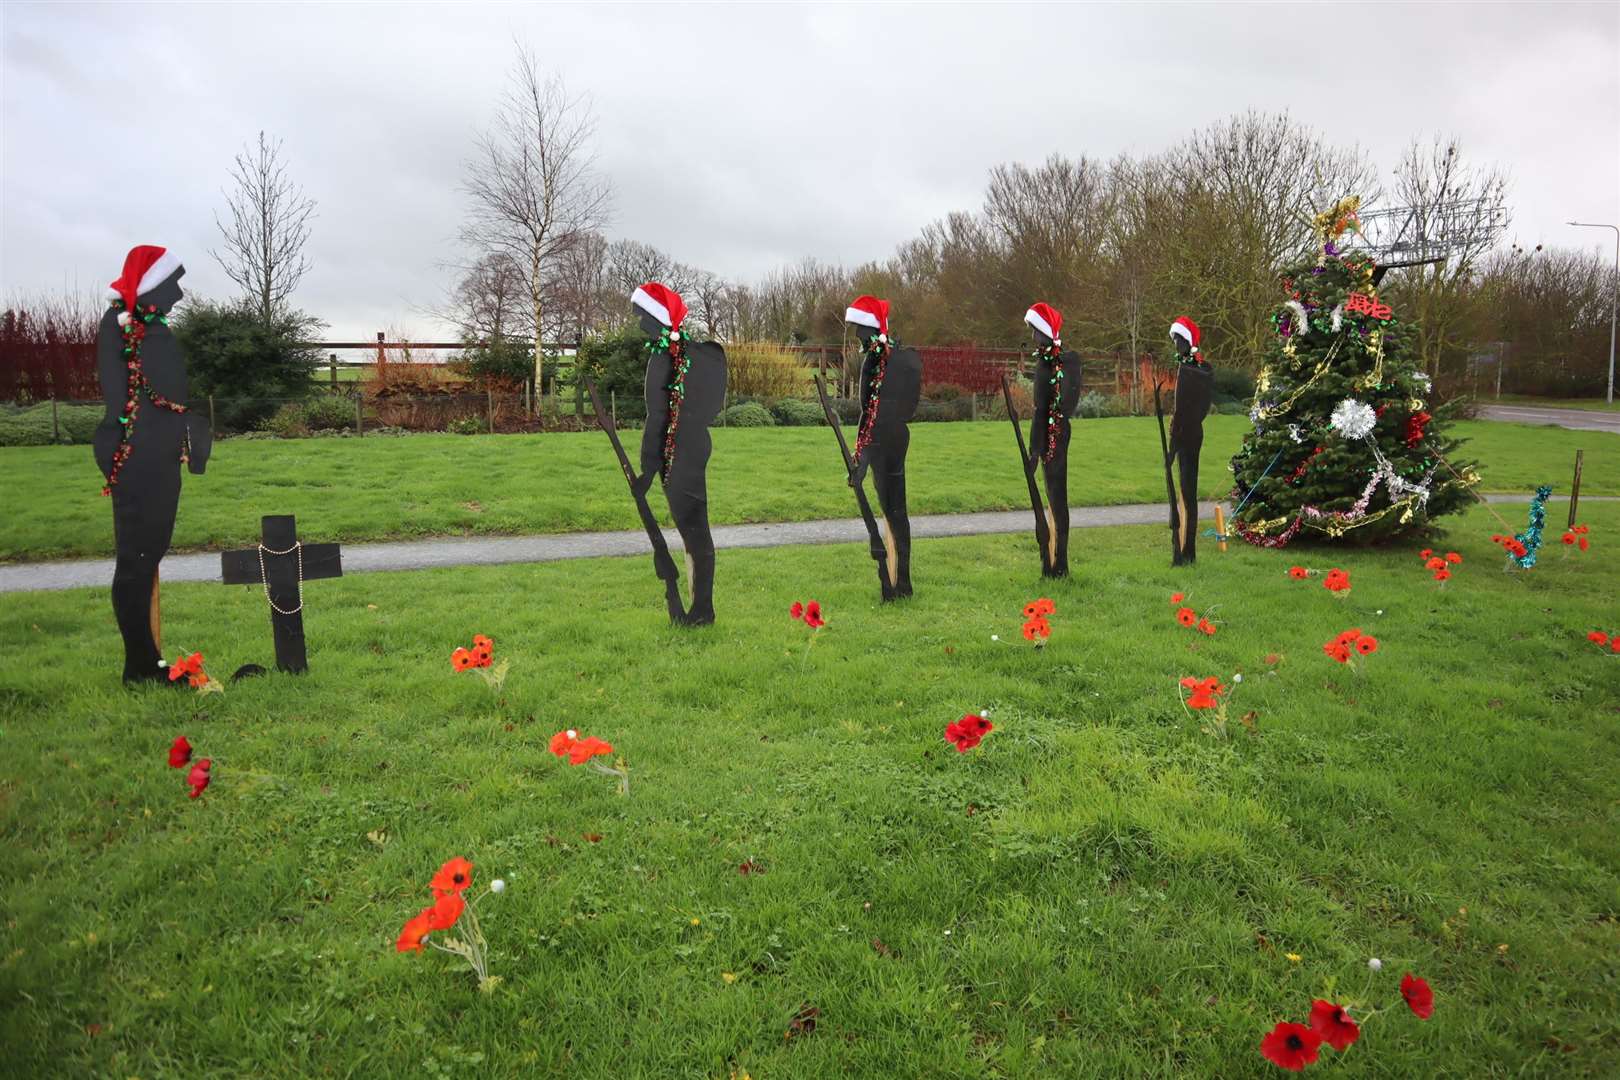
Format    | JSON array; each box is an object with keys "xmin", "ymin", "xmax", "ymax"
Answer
[{"xmin": 1568, "ymin": 221, "xmax": 1618, "ymax": 405}]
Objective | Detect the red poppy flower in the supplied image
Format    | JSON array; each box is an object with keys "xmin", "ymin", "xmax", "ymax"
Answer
[
  {"xmin": 1355, "ymin": 635, "xmax": 1379, "ymax": 655},
  {"xmin": 1323, "ymin": 569, "xmax": 1350, "ymax": 592},
  {"xmin": 1425, "ymin": 557, "xmax": 1446, "ymax": 571},
  {"xmin": 1170, "ymin": 592, "xmax": 1184, "ymax": 604},
  {"xmin": 1322, "ymin": 641, "xmax": 1351, "ymax": 663},
  {"xmin": 1260, "ymin": 1021, "xmax": 1323, "ymax": 1071},
  {"xmin": 1588, "ymin": 630, "xmax": 1610, "ymax": 645},
  {"xmin": 567, "ymin": 736, "xmax": 614, "ymax": 764},
  {"xmin": 1176, "ymin": 607, "xmax": 1197, "ymax": 627},
  {"xmin": 1445, "ymin": 552, "xmax": 1462, "ymax": 564},
  {"xmin": 549, "ymin": 729, "xmax": 579, "ymax": 756},
  {"xmin": 1182, "ymin": 676, "xmax": 1224, "ymax": 709},
  {"xmin": 425, "ymin": 890, "xmax": 465, "ymax": 931},
  {"xmin": 1562, "ymin": 532, "xmax": 1576, "ymax": 545},
  {"xmin": 1288, "ymin": 566, "xmax": 1308, "ymax": 580},
  {"xmin": 396, "ymin": 908, "xmax": 434, "ymax": 953},
  {"xmin": 1335, "ymin": 628, "xmax": 1362, "ymax": 645},
  {"xmin": 186, "ymin": 759, "xmax": 212, "ymax": 799},
  {"xmin": 1574, "ymin": 524, "xmax": 1590, "ymax": 534},
  {"xmin": 1490, "ymin": 534, "xmax": 1503, "ymax": 543},
  {"xmin": 430, "ymin": 856, "xmax": 474, "ymax": 895},
  {"xmin": 790, "ymin": 601, "xmax": 804, "ymax": 620},
  {"xmin": 1022, "ymin": 617, "xmax": 1050, "ymax": 640},
  {"xmin": 1309, "ymin": 1000, "xmax": 1361, "ymax": 1051},
  {"xmin": 168, "ymin": 735, "xmax": 193, "ymax": 768},
  {"xmin": 168, "ymin": 651, "xmax": 203, "ymax": 681},
  {"xmin": 944, "ymin": 717, "xmax": 985, "ymax": 753},
  {"xmin": 1433, "ymin": 568, "xmax": 1451, "ymax": 581},
  {"xmin": 1023, "ymin": 601, "xmax": 1040, "ymax": 619},
  {"xmin": 804, "ymin": 601, "xmax": 825, "ymax": 629},
  {"xmin": 1611, "ymin": 636, "xmax": 1620, "ymax": 654},
  {"xmin": 1197, "ymin": 618, "xmax": 1216, "ymax": 636},
  {"xmin": 451, "ymin": 647, "xmax": 472, "ymax": 672},
  {"xmin": 473, "ymin": 633, "xmax": 493, "ymax": 649},
  {"xmin": 1034, "ymin": 598, "xmax": 1055, "ymax": 616},
  {"xmin": 1419, "ymin": 548, "xmax": 1433, "ymax": 559},
  {"xmin": 1579, "ymin": 536, "xmax": 1590, "ymax": 551},
  {"xmin": 1400, "ymin": 972, "xmax": 1434, "ymax": 1019}
]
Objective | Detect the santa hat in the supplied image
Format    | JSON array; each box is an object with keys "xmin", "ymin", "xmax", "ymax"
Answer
[
  {"xmin": 845, "ymin": 295, "xmax": 890, "ymax": 339},
  {"xmin": 107, "ymin": 245, "xmax": 184, "ymax": 324},
  {"xmin": 631, "ymin": 282, "xmax": 688, "ymax": 334},
  {"xmin": 1169, "ymin": 316, "xmax": 1201, "ymax": 351},
  {"xmin": 1024, "ymin": 302, "xmax": 1062, "ymax": 345}
]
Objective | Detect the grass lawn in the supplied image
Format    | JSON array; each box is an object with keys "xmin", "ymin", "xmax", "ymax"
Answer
[
  {"xmin": 2, "ymin": 418, "xmax": 1615, "ymax": 562},
  {"xmin": 1491, "ymin": 396, "xmax": 1620, "ymax": 413},
  {"xmin": 2, "ymin": 504, "xmax": 1617, "ymax": 1077}
]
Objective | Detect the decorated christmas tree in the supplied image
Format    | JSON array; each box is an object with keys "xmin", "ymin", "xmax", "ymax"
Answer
[{"xmin": 1229, "ymin": 197, "xmax": 1478, "ymax": 548}]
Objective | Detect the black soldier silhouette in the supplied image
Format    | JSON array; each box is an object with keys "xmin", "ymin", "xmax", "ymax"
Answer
[
  {"xmin": 1160, "ymin": 315, "xmax": 1214, "ymax": 566},
  {"xmin": 844, "ymin": 295, "xmax": 922, "ymax": 600},
  {"xmin": 1022, "ymin": 302, "xmax": 1083, "ymax": 577}
]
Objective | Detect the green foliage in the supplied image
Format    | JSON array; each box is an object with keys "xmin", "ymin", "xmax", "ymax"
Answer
[
  {"xmin": 448, "ymin": 417, "xmax": 484, "ymax": 435},
  {"xmin": 576, "ymin": 328, "xmax": 649, "ymax": 420},
  {"xmin": 1211, "ymin": 365, "xmax": 1256, "ymax": 405},
  {"xmin": 260, "ymin": 403, "xmax": 309, "ymax": 438},
  {"xmin": 1230, "ymin": 240, "xmax": 1476, "ymax": 546},
  {"xmin": 303, "ymin": 395, "xmax": 355, "ymax": 432},
  {"xmin": 461, "ymin": 337, "xmax": 538, "ymax": 390},
  {"xmin": 719, "ymin": 401, "xmax": 775, "ymax": 427},
  {"xmin": 0, "ymin": 402, "xmax": 101, "ymax": 446},
  {"xmin": 2, "ymin": 512, "xmax": 1618, "ymax": 1075},
  {"xmin": 171, "ymin": 300, "xmax": 323, "ymax": 432},
  {"xmin": 770, "ymin": 397, "xmax": 825, "ymax": 426},
  {"xmin": 1075, "ymin": 391, "xmax": 1110, "ymax": 419}
]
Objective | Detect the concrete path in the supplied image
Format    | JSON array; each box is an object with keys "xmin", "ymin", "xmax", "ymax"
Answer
[
  {"xmin": 1477, "ymin": 405, "xmax": 1620, "ymax": 433},
  {"xmin": 1, "ymin": 495, "xmax": 1608, "ymax": 594}
]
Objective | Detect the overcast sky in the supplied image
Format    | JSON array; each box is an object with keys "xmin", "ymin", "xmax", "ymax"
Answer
[{"xmin": 4, "ymin": 2, "xmax": 1617, "ymax": 341}]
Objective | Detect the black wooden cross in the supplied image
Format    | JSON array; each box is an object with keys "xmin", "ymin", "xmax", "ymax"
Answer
[{"xmin": 220, "ymin": 515, "xmax": 342, "ymax": 674}]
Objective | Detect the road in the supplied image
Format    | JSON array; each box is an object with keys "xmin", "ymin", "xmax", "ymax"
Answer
[{"xmin": 1477, "ymin": 405, "xmax": 1620, "ymax": 433}]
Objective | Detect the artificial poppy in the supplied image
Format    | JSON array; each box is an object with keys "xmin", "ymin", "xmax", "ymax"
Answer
[
  {"xmin": 1419, "ymin": 548, "xmax": 1433, "ymax": 559},
  {"xmin": 472, "ymin": 645, "xmax": 492, "ymax": 668},
  {"xmin": 451, "ymin": 647, "xmax": 473, "ymax": 672},
  {"xmin": 1445, "ymin": 552, "xmax": 1462, "ymax": 564},
  {"xmin": 186, "ymin": 759, "xmax": 212, "ymax": 799},
  {"xmin": 1288, "ymin": 566, "xmax": 1308, "ymax": 579},
  {"xmin": 473, "ymin": 634, "xmax": 493, "ymax": 650},
  {"xmin": 963, "ymin": 713, "xmax": 992, "ymax": 736},
  {"xmin": 1322, "ymin": 641, "xmax": 1351, "ymax": 664},
  {"xmin": 1425, "ymin": 557, "xmax": 1446, "ymax": 571},
  {"xmin": 567, "ymin": 736, "xmax": 614, "ymax": 765},
  {"xmin": 1176, "ymin": 607, "xmax": 1197, "ymax": 627},
  {"xmin": 943, "ymin": 718, "xmax": 982, "ymax": 753},
  {"xmin": 395, "ymin": 908, "xmax": 434, "ymax": 953},
  {"xmin": 425, "ymin": 890, "xmax": 465, "ymax": 931},
  {"xmin": 1170, "ymin": 592, "xmax": 1184, "ymax": 604},
  {"xmin": 1433, "ymin": 569, "xmax": 1451, "ymax": 582},
  {"xmin": 1197, "ymin": 618, "xmax": 1216, "ymax": 636},
  {"xmin": 1259, "ymin": 1021, "xmax": 1322, "ymax": 1071},
  {"xmin": 1355, "ymin": 635, "xmax": 1379, "ymax": 655},
  {"xmin": 1323, "ymin": 569, "xmax": 1350, "ymax": 592},
  {"xmin": 1023, "ymin": 601, "xmax": 1041, "ymax": 619},
  {"xmin": 1588, "ymin": 630, "xmax": 1610, "ymax": 645},
  {"xmin": 549, "ymin": 729, "xmax": 579, "ymax": 756},
  {"xmin": 1183, "ymin": 676, "xmax": 1224, "ymax": 709},
  {"xmin": 1034, "ymin": 598, "xmax": 1055, "ymax": 616},
  {"xmin": 1335, "ymin": 628, "xmax": 1362, "ymax": 645},
  {"xmin": 168, "ymin": 651, "xmax": 202, "ymax": 682},
  {"xmin": 804, "ymin": 601, "xmax": 825, "ymax": 629},
  {"xmin": 1400, "ymin": 972, "xmax": 1434, "ymax": 1019},
  {"xmin": 430, "ymin": 856, "xmax": 474, "ymax": 895},
  {"xmin": 1611, "ymin": 636, "xmax": 1620, "ymax": 654},
  {"xmin": 790, "ymin": 602, "xmax": 804, "ymax": 620},
  {"xmin": 1579, "ymin": 536, "xmax": 1590, "ymax": 551},
  {"xmin": 1562, "ymin": 532, "xmax": 1576, "ymax": 546},
  {"xmin": 1308, "ymin": 999, "xmax": 1361, "ymax": 1051},
  {"xmin": 168, "ymin": 735, "xmax": 192, "ymax": 768},
  {"xmin": 1022, "ymin": 617, "xmax": 1050, "ymax": 640}
]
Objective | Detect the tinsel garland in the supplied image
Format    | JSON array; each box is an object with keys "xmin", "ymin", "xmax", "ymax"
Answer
[
  {"xmin": 852, "ymin": 334, "xmax": 891, "ymax": 464},
  {"xmin": 1405, "ymin": 410, "xmax": 1432, "ymax": 448},
  {"xmin": 101, "ymin": 299, "xmax": 189, "ymax": 495},
  {"xmin": 1237, "ymin": 454, "xmax": 1439, "ymax": 548},
  {"xmin": 1035, "ymin": 342, "xmax": 1065, "ymax": 463},
  {"xmin": 1509, "ymin": 486, "xmax": 1552, "ymax": 569},
  {"xmin": 648, "ymin": 326, "xmax": 691, "ymax": 482}
]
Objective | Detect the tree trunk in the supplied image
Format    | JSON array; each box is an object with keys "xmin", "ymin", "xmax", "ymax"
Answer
[{"xmin": 531, "ymin": 252, "xmax": 544, "ymax": 417}]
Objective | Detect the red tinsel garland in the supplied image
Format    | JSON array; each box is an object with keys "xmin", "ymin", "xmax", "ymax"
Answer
[
  {"xmin": 1038, "ymin": 343, "xmax": 1065, "ymax": 463},
  {"xmin": 657, "ymin": 329, "xmax": 692, "ymax": 482},
  {"xmin": 101, "ymin": 301, "xmax": 189, "ymax": 496},
  {"xmin": 852, "ymin": 337, "xmax": 890, "ymax": 465}
]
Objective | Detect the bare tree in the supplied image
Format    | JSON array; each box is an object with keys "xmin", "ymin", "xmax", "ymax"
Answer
[
  {"xmin": 211, "ymin": 131, "xmax": 316, "ymax": 323},
  {"xmin": 446, "ymin": 251, "xmax": 529, "ymax": 342},
  {"xmin": 461, "ymin": 46, "xmax": 612, "ymax": 405}
]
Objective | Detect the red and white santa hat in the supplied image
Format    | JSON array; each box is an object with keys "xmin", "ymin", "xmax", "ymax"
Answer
[
  {"xmin": 107, "ymin": 245, "xmax": 184, "ymax": 325},
  {"xmin": 1169, "ymin": 316, "xmax": 1201, "ymax": 351},
  {"xmin": 845, "ymin": 295, "xmax": 891, "ymax": 340},
  {"xmin": 1024, "ymin": 302, "xmax": 1062, "ymax": 345},
  {"xmin": 631, "ymin": 282, "xmax": 689, "ymax": 336}
]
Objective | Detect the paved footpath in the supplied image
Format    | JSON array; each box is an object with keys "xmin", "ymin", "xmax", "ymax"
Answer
[
  {"xmin": 1, "ymin": 494, "xmax": 1607, "ymax": 594},
  {"xmin": 1477, "ymin": 405, "xmax": 1620, "ymax": 434}
]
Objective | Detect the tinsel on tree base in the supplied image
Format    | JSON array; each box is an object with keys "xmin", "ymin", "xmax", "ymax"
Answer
[{"xmin": 1228, "ymin": 197, "xmax": 1478, "ymax": 548}]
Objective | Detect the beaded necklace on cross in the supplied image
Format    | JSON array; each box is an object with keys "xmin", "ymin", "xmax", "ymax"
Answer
[
  {"xmin": 1034, "ymin": 341, "xmax": 1066, "ymax": 463},
  {"xmin": 852, "ymin": 334, "xmax": 891, "ymax": 464},
  {"xmin": 648, "ymin": 325, "xmax": 692, "ymax": 482},
  {"xmin": 101, "ymin": 299, "xmax": 190, "ymax": 495}
]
